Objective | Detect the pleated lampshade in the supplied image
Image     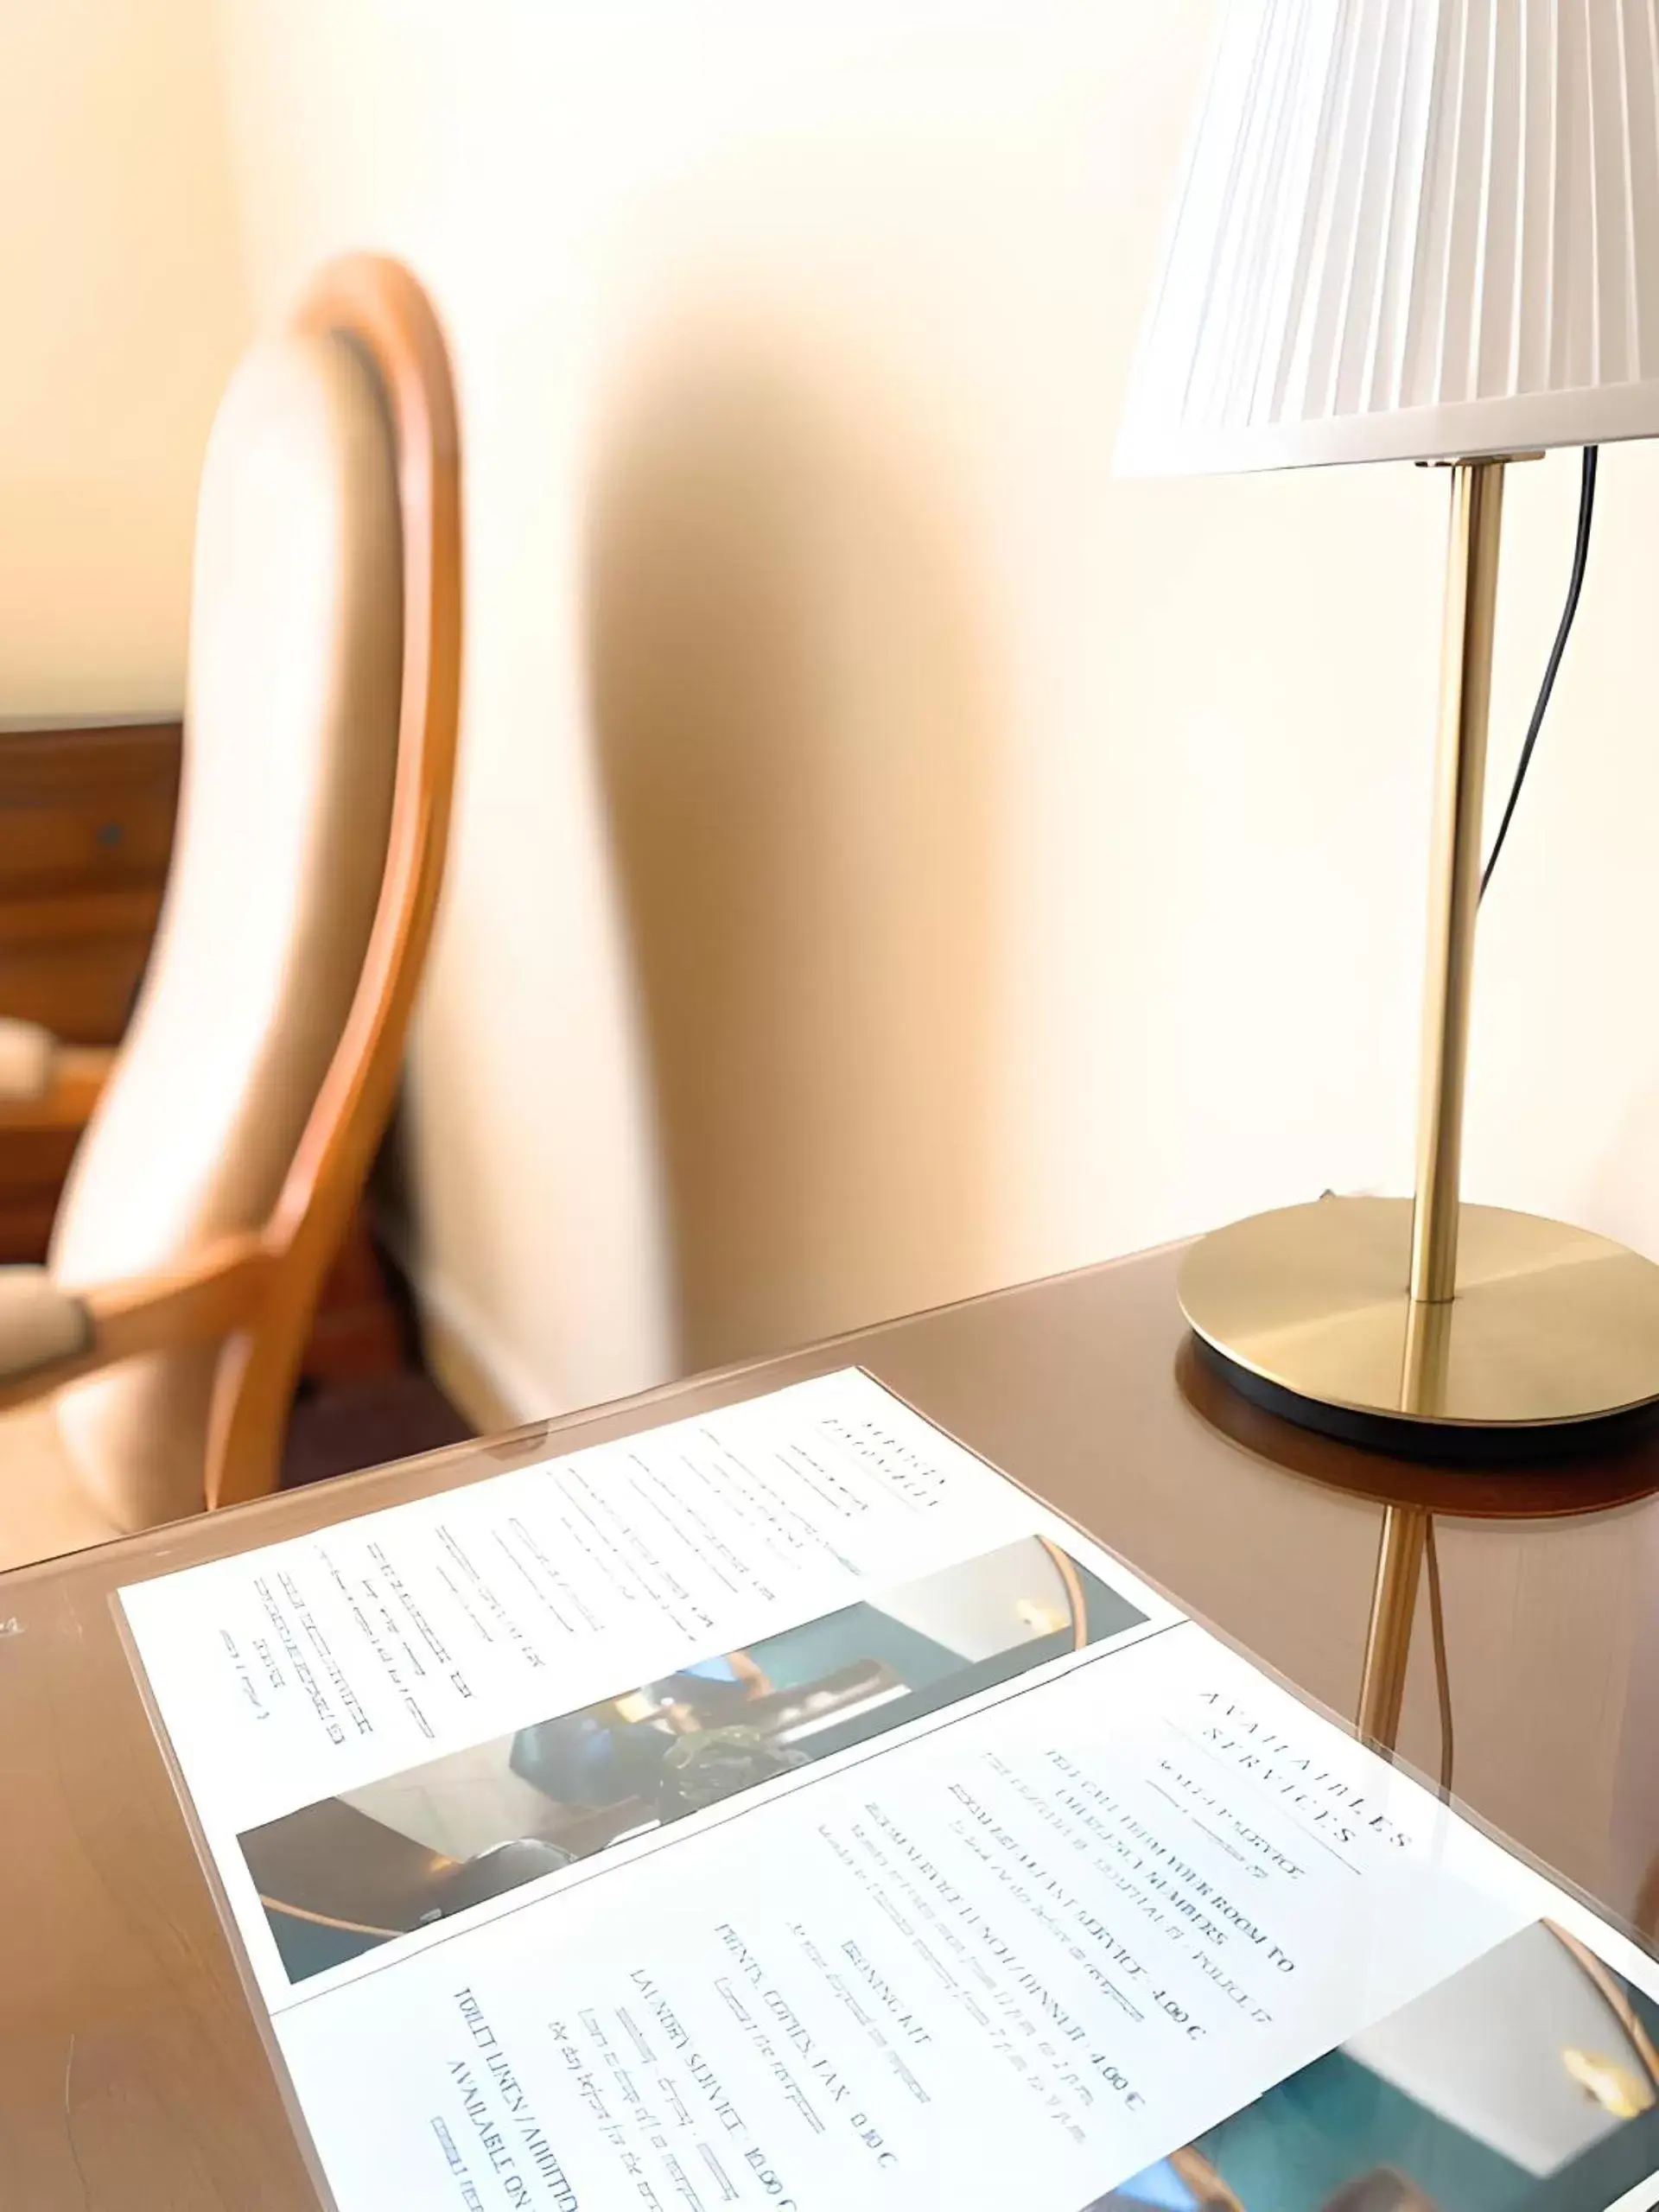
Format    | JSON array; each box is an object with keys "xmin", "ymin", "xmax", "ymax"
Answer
[{"xmin": 1117, "ymin": 0, "xmax": 1659, "ymax": 476}]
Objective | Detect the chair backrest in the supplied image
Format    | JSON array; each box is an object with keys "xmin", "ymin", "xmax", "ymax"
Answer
[{"xmin": 49, "ymin": 257, "xmax": 461, "ymax": 1531}]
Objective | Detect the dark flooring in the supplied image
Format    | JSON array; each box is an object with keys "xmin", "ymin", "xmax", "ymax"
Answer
[{"xmin": 280, "ymin": 1370, "xmax": 474, "ymax": 1491}]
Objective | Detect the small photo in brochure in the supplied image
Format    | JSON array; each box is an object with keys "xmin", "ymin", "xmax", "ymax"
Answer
[
  {"xmin": 1090, "ymin": 1919, "xmax": 1659, "ymax": 2212},
  {"xmin": 239, "ymin": 1534, "xmax": 1146, "ymax": 1983}
]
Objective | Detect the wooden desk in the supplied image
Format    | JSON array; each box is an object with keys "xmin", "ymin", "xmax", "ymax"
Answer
[{"xmin": 4, "ymin": 1243, "xmax": 1658, "ymax": 2205}]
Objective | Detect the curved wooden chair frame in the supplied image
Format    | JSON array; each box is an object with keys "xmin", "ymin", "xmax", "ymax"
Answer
[{"xmin": 0, "ymin": 255, "xmax": 462, "ymax": 1514}]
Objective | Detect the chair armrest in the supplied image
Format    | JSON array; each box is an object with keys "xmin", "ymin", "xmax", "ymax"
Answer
[
  {"xmin": 0, "ymin": 1235, "xmax": 276, "ymax": 1415},
  {"xmin": 0, "ymin": 1019, "xmax": 57, "ymax": 1103},
  {"xmin": 0, "ymin": 1268, "xmax": 92, "ymax": 1380},
  {"xmin": 0, "ymin": 1032, "xmax": 117, "ymax": 1133}
]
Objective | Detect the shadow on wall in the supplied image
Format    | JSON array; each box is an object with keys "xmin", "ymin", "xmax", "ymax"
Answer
[{"xmin": 586, "ymin": 312, "xmax": 1004, "ymax": 1374}]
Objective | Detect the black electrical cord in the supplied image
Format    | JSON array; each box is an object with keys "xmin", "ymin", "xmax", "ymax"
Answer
[{"xmin": 1478, "ymin": 443, "xmax": 1599, "ymax": 902}]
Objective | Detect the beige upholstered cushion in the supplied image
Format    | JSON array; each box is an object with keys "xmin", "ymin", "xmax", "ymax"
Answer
[
  {"xmin": 0, "ymin": 1268, "xmax": 89, "ymax": 1379},
  {"xmin": 0, "ymin": 1402, "xmax": 124, "ymax": 1573},
  {"xmin": 44, "ymin": 329, "xmax": 404, "ymax": 1536},
  {"xmin": 0, "ymin": 1018, "xmax": 56, "ymax": 1102}
]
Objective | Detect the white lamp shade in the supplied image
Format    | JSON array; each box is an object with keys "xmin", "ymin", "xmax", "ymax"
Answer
[{"xmin": 1118, "ymin": 0, "xmax": 1659, "ymax": 476}]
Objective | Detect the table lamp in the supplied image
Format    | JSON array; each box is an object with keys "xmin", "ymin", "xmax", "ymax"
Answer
[{"xmin": 1118, "ymin": 2, "xmax": 1659, "ymax": 1460}]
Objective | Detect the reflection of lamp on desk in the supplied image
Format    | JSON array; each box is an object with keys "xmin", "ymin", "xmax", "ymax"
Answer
[{"xmin": 1118, "ymin": 4, "xmax": 1659, "ymax": 1465}]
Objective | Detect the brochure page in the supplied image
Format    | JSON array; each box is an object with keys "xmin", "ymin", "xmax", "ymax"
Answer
[{"xmin": 118, "ymin": 1370, "xmax": 1659, "ymax": 2212}]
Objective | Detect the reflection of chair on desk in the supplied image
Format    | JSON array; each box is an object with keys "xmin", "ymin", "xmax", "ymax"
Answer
[
  {"xmin": 1096, "ymin": 2153, "xmax": 1432, "ymax": 2209},
  {"xmin": 1158, "ymin": 1920, "xmax": 1659, "ymax": 2212},
  {"xmin": 1090, "ymin": 2149, "xmax": 1243, "ymax": 2209},
  {"xmin": 1319, "ymin": 2177, "xmax": 1437, "ymax": 2212},
  {"xmin": 242, "ymin": 1797, "xmax": 571, "ymax": 1981}
]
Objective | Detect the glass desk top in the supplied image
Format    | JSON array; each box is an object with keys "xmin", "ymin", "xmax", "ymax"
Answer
[{"xmin": 3, "ymin": 1240, "xmax": 1656, "ymax": 2208}]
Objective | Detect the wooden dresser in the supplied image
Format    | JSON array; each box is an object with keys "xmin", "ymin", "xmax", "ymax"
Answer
[{"xmin": 0, "ymin": 715, "xmax": 181, "ymax": 1258}]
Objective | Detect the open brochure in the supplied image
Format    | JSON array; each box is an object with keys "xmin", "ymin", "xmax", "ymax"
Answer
[{"xmin": 118, "ymin": 1369, "xmax": 1659, "ymax": 2212}]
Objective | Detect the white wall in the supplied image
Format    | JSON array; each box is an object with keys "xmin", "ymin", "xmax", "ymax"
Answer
[
  {"xmin": 36, "ymin": 0, "xmax": 1659, "ymax": 1424},
  {"xmin": 208, "ymin": 0, "xmax": 1659, "ymax": 1424},
  {"xmin": 0, "ymin": 0, "xmax": 250, "ymax": 715}
]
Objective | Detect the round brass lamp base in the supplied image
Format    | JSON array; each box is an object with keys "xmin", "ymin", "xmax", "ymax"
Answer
[{"xmin": 1179, "ymin": 1198, "xmax": 1659, "ymax": 1462}]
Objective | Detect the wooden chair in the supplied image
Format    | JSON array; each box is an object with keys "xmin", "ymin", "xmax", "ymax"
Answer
[{"xmin": 0, "ymin": 255, "xmax": 461, "ymax": 1567}]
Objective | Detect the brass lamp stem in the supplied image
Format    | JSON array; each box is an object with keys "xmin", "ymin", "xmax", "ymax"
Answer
[{"xmin": 1409, "ymin": 459, "xmax": 1506, "ymax": 1306}]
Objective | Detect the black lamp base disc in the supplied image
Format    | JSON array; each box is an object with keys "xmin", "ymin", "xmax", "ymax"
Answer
[{"xmin": 1192, "ymin": 1332, "xmax": 1659, "ymax": 1466}]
